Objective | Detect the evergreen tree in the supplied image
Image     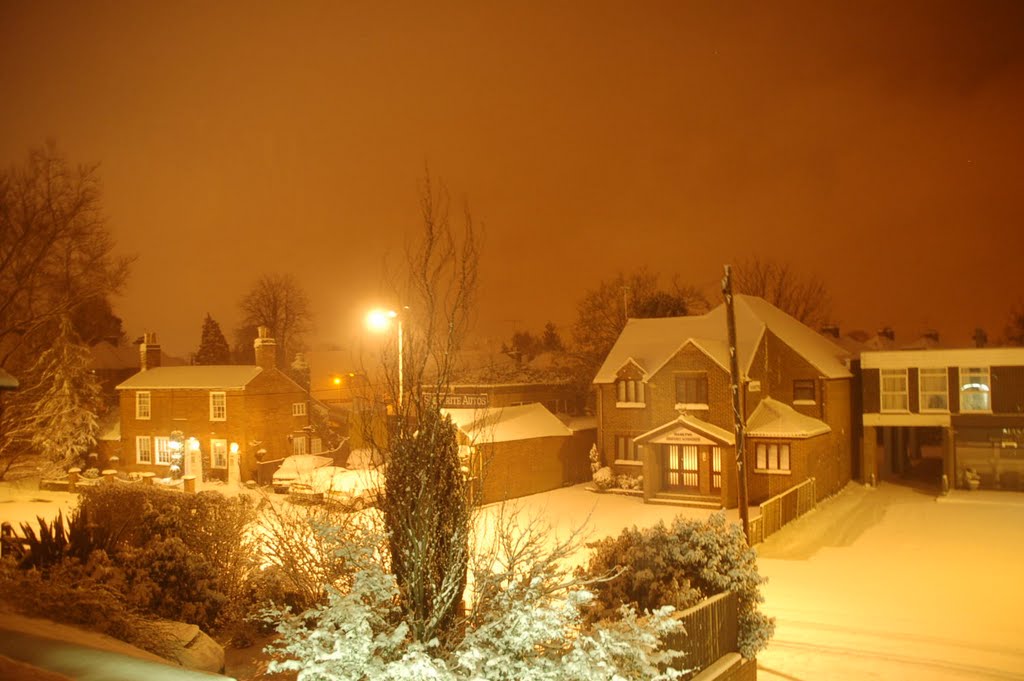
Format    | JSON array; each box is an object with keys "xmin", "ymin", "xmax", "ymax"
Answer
[
  {"xmin": 194, "ymin": 314, "xmax": 231, "ymax": 365},
  {"xmin": 541, "ymin": 321, "xmax": 564, "ymax": 352},
  {"xmin": 25, "ymin": 316, "xmax": 103, "ymax": 469}
]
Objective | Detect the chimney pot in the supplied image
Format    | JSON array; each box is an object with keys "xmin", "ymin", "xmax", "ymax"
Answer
[
  {"xmin": 254, "ymin": 329, "xmax": 277, "ymax": 371},
  {"xmin": 140, "ymin": 333, "xmax": 161, "ymax": 371}
]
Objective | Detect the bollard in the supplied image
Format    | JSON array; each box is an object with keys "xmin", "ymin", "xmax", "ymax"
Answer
[
  {"xmin": 141, "ymin": 472, "xmax": 156, "ymax": 486},
  {"xmin": 941, "ymin": 473, "xmax": 950, "ymax": 496},
  {"xmin": 183, "ymin": 475, "xmax": 196, "ymax": 494},
  {"xmin": 68, "ymin": 467, "xmax": 81, "ymax": 492},
  {"xmin": 102, "ymin": 469, "xmax": 117, "ymax": 484}
]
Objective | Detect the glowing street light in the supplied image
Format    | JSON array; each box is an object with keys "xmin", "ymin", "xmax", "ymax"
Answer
[{"xmin": 365, "ymin": 307, "xmax": 403, "ymax": 407}]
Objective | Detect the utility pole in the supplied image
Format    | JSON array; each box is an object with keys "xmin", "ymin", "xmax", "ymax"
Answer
[{"xmin": 722, "ymin": 265, "xmax": 751, "ymax": 542}]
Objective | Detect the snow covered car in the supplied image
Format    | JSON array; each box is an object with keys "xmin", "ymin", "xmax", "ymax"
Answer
[
  {"xmin": 271, "ymin": 454, "xmax": 334, "ymax": 493},
  {"xmin": 306, "ymin": 465, "xmax": 383, "ymax": 510}
]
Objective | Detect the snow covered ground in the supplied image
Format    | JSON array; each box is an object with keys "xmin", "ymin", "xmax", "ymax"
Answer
[{"xmin": 3, "ymin": 476, "xmax": 1022, "ymax": 679}]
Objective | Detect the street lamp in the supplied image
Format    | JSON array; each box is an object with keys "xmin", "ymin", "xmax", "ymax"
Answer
[{"xmin": 365, "ymin": 308, "xmax": 403, "ymax": 407}]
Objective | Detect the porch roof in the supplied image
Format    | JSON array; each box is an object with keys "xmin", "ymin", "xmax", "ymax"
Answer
[
  {"xmin": 746, "ymin": 397, "xmax": 831, "ymax": 439},
  {"xmin": 634, "ymin": 414, "xmax": 736, "ymax": 446}
]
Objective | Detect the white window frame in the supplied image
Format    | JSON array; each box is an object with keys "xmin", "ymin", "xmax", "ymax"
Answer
[
  {"xmin": 615, "ymin": 379, "xmax": 645, "ymax": 408},
  {"xmin": 755, "ymin": 442, "xmax": 791, "ymax": 474},
  {"xmin": 292, "ymin": 402, "xmax": 307, "ymax": 417},
  {"xmin": 210, "ymin": 391, "xmax": 227, "ymax": 421},
  {"xmin": 210, "ymin": 438, "xmax": 228, "ymax": 469},
  {"xmin": 292, "ymin": 436, "xmax": 308, "ymax": 455},
  {"xmin": 918, "ymin": 367, "xmax": 949, "ymax": 413},
  {"xmin": 136, "ymin": 391, "xmax": 151, "ymax": 420},
  {"xmin": 959, "ymin": 367, "xmax": 991, "ymax": 413},
  {"xmin": 154, "ymin": 436, "xmax": 171, "ymax": 466},
  {"xmin": 880, "ymin": 368, "xmax": 909, "ymax": 412},
  {"xmin": 136, "ymin": 436, "xmax": 152, "ymax": 464}
]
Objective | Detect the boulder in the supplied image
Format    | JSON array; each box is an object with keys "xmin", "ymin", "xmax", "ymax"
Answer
[{"xmin": 133, "ymin": 620, "xmax": 225, "ymax": 674}]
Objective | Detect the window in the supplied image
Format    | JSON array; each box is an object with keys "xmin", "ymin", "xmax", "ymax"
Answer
[
  {"xmin": 919, "ymin": 368, "xmax": 949, "ymax": 412},
  {"xmin": 136, "ymin": 391, "xmax": 151, "ymax": 420},
  {"xmin": 136, "ymin": 436, "xmax": 152, "ymax": 464},
  {"xmin": 154, "ymin": 436, "xmax": 171, "ymax": 465},
  {"xmin": 292, "ymin": 437, "xmax": 308, "ymax": 455},
  {"xmin": 793, "ymin": 379, "xmax": 816, "ymax": 404},
  {"xmin": 615, "ymin": 435, "xmax": 639, "ymax": 462},
  {"xmin": 210, "ymin": 439, "xmax": 228, "ymax": 469},
  {"xmin": 675, "ymin": 374, "xmax": 708, "ymax": 406},
  {"xmin": 615, "ymin": 379, "xmax": 645, "ymax": 405},
  {"xmin": 292, "ymin": 402, "xmax": 307, "ymax": 417},
  {"xmin": 755, "ymin": 442, "xmax": 791, "ymax": 472},
  {"xmin": 880, "ymin": 369, "xmax": 908, "ymax": 412},
  {"xmin": 210, "ymin": 392, "xmax": 227, "ymax": 421},
  {"xmin": 311, "ymin": 437, "xmax": 322, "ymax": 454},
  {"xmin": 960, "ymin": 367, "xmax": 991, "ymax": 412}
]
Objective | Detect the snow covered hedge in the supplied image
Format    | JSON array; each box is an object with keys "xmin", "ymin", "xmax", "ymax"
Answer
[{"xmin": 580, "ymin": 513, "xmax": 774, "ymax": 659}]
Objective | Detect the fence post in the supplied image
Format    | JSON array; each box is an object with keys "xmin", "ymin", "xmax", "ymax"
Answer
[
  {"xmin": 102, "ymin": 469, "xmax": 117, "ymax": 484},
  {"xmin": 68, "ymin": 467, "xmax": 81, "ymax": 492},
  {"xmin": 183, "ymin": 475, "xmax": 196, "ymax": 494},
  {"xmin": 141, "ymin": 472, "xmax": 156, "ymax": 486}
]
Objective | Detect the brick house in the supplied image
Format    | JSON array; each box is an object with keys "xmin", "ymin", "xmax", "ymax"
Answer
[
  {"xmin": 594, "ymin": 295, "xmax": 853, "ymax": 508},
  {"xmin": 116, "ymin": 329, "xmax": 312, "ymax": 481},
  {"xmin": 860, "ymin": 347, "xmax": 1024, "ymax": 490}
]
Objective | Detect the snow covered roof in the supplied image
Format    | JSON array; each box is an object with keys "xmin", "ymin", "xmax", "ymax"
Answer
[
  {"xmin": 559, "ymin": 415, "xmax": 597, "ymax": 432},
  {"xmin": 443, "ymin": 403, "xmax": 573, "ymax": 444},
  {"xmin": 116, "ymin": 365, "xmax": 263, "ymax": 390},
  {"xmin": 745, "ymin": 397, "xmax": 831, "ymax": 439},
  {"xmin": 634, "ymin": 414, "xmax": 736, "ymax": 446},
  {"xmin": 594, "ymin": 295, "xmax": 851, "ymax": 384}
]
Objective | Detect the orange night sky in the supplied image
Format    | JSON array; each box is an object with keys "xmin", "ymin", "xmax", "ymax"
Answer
[{"xmin": 2, "ymin": 1, "xmax": 1022, "ymax": 356}]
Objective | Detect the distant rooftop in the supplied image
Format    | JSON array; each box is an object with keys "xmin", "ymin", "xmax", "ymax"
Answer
[{"xmin": 116, "ymin": 365, "xmax": 263, "ymax": 390}]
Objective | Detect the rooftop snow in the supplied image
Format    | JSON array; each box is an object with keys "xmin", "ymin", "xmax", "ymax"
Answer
[
  {"xmin": 745, "ymin": 397, "xmax": 831, "ymax": 439},
  {"xmin": 635, "ymin": 413, "xmax": 737, "ymax": 446},
  {"xmin": 594, "ymin": 295, "xmax": 850, "ymax": 384},
  {"xmin": 444, "ymin": 403, "xmax": 573, "ymax": 443},
  {"xmin": 116, "ymin": 365, "xmax": 263, "ymax": 390}
]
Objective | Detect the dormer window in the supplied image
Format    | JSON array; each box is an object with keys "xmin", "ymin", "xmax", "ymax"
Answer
[{"xmin": 616, "ymin": 379, "xmax": 645, "ymax": 407}]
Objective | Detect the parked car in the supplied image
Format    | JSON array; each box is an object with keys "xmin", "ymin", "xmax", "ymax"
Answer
[{"xmin": 272, "ymin": 453, "xmax": 383, "ymax": 509}]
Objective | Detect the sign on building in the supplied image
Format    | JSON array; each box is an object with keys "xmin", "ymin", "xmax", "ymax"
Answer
[{"xmin": 439, "ymin": 393, "xmax": 490, "ymax": 408}]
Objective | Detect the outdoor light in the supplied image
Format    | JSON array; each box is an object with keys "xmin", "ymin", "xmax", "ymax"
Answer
[
  {"xmin": 365, "ymin": 307, "xmax": 404, "ymax": 406},
  {"xmin": 230, "ymin": 442, "xmax": 239, "ymax": 454},
  {"xmin": 188, "ymin": 437, "xmax": 200, "ymax": 452}
]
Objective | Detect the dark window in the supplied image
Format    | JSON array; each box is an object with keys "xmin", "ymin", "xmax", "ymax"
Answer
[
  {"xmin": 615, "ymin": 435, "xmax": 638, "ymax": 461},
  {"xmin": 794, "ymin": 379, "xmax": 816, "ymax": 402},
  {"xmin": 755, "ymin": 442, "xmax": 791, "ymax": 471},
  {"xmin": 675, "ymin": 374, "xmax": 708, "ymax": 404}
]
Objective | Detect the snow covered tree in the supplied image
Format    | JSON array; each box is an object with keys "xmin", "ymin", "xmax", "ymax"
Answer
[
  {"xmin": 580, "ymin": 513, "xmax": 774, "ymax": 659},
  {"xmin": 194, "ymin": 313, "xmax": 231, "ymax": 365},
  {"xmin": 22, "ymin": 316, "xmax": 103, "ymax": 470}
]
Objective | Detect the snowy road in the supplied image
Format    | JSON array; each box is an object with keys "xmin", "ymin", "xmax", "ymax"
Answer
[{"xmin": 755, "ymin": 484, "xmax": 1024, "ymax": 681}]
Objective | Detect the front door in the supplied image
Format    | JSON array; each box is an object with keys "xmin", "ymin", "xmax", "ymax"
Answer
[{"xmin": 665, "ymin": 444, "xmax": 700, "ymax": 492}]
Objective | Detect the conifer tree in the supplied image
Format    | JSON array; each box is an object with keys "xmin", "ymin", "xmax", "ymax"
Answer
[
  {"xmin": 25, "ymin": 316, "xmax": 103, "ymax": 469},
  {"xmin": 194, "ymin": 314, "xmax": 231, "ymax": 365}
]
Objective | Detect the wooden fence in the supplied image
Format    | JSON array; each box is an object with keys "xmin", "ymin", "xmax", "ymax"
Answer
[
  {"xmin": 747, "ymin": 476, "xmax": 816, "ymax": 545},
  {"xmin": 662, "ymin": 591, "xmax": 739, "ymax": 679}
]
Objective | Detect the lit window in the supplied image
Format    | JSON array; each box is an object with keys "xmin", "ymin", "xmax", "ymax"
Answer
[
  {"xmin": 616, "ymin": 379, "xmax": 645, "ymax": 405},
  {"xmin": 880, "ymin": 369, "xmax": 908, "ymax": 412},
  {"xmin": 292, "ymin": 437, "xmax": 307, "ymax": 455},
  {"xmin": 154, "ymin": 436, "xmax": 171, "ymax": 465},
  {"xmin": 919, "ymin": 368, "xmax": 949, "ymax": 412},
  {"xmin": 210, "ymin": 392, "xmax": 227, "ymax": 421},
  {"xmin": 755, "ymin": 442, "xmax": 791, "ymax": 472},
  {"xmin": 136, "ymin": 436, "xmax": 152, "ymax": 464},
  {"xmin": 675, "ymin": 374, "xmax": 708, "ymax": 406},
  {"xmin": 616, "ymin": 435, "xmax": 639, "ymax": 461},
  {"xmin": 210, "ymin": 439, "xmax": 228, "ymax": 468},
  {"xmin": 136, "ymin": 391, "xmax": 151, "ymax": 420},
  {"xmin": 959, "ymin": 367, "xmax": 991, "ymax": 412},
  {"xmin": 292, "ymin": 402, "xmax": 307, "ymax": 417},
  {"xmin": 793, "ymin": 380, "xmax": 815, "ymax": 403}
]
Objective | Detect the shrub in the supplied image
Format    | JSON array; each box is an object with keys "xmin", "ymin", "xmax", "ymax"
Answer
[
  {"xmin": 616, "ymin": 473, "xmax": 643, "ymax": 490},
  {"xmin": 580, "ymin": 513, "xmax": 774, "ymax": 658},
  {"xmin": 593, "ymin": 466, "xmax": 615, "ymax": 490}
]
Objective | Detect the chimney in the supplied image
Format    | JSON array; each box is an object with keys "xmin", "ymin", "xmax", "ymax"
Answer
[
  {"xmin": 821, "ymin": 324, "xmax": 840, "ymax": 338},
  {"xmin": 253, "ymin": 326, "xmax": 277, "ymax": 371},
  {"xmin": 140, "ymin": 332, "xmax": 161, "ymax": 371},
  {"xmin": 878, "ymin": 327, "xmax": 895, "ymax": 342}
]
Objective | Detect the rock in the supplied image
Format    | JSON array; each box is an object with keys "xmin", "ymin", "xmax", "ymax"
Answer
[{"xmin": 133, "ymin": 620, "xmax": 225, "ymax": 674}]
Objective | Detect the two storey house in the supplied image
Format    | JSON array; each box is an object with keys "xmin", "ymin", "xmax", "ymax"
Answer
[
  {"xmin": 116, "ymin": 328, "xmax": 313, "ymax": 481},
  {"xmin": 860, "ymin": 347, "xmax": 1024, "ymax": 490},
  {"xmin": 594, "ymin": 295, "xmax": 852, "ymax": 508}
]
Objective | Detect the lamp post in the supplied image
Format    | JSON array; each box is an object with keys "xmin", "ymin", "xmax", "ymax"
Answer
[{"xmin": 366, "ymin": 308, "xmax": 403, "ymax": 408}]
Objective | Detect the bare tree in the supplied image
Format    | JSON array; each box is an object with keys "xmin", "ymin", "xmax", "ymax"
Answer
[
  {"xmin": 0, "ymin": 143, "xmax": 131, "ymax": 370},
  {"xmin": 732, "ymin": 257, "xmax": 831, "ymax": 328},
  {"xmin": 238, "ymin": 273, "xmax": 313, "ymax": 366},
  {"xmin": 361, "ymin": 171, "xmax": 481, "ymax": 646},
  {"xmin": 1005, "ymin": 302, "xmax": 1024, "ymax": 346}
]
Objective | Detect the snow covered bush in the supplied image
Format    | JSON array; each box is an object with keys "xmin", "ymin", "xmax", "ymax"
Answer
[
  {"xmin": 616, "ymin": 473, "xmax": 643, "ymax": 490},
  {"xmin": 593, "ymin": 466, "xmax": 615, "ymax": 490},
  {"xmin": 580, "ymin": 512, "xmax": 774, "ymax": 659},
  {"xmin": 266, "ymin": 510, "xmax": 690, "ymax": 680},
  {"xmin": 589, "ymin": 443, "xmax": 602, "ymax": 476}
]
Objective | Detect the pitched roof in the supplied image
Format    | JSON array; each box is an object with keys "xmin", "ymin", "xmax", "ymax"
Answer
[
  {"xmin": 594, "ymin": 295, "xmax": 851, "ymax": 384},
  {"xmin": 116, "ymin": 365, "xmax": 263, "ymax": 390},
  {"xmin": 745, "ymin": 397, "xmax": 831, "ymax": 439},
  {"xmin": 634, "ymin": 413, "xmax": 736, "ymax": 446},
  {"xmin": 443, "ymin": 403, "xmax": 573, "ymax": 444}
]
